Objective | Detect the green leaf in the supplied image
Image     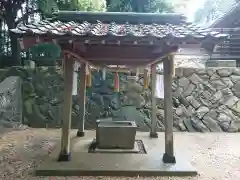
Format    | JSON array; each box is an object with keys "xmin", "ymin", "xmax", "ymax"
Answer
[{"xmin": 30, "ymin": 43, "xmax": 61, "ymax": 59}]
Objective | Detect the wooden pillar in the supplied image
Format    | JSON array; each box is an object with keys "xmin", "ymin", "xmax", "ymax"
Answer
[
  {"xmin": 58, "ymin": 54, "xmax": 74, "ymax": 161},
  {"xmin": 77, "ymin": 63, "xmax": 87, "ymax": 137},
  {"xmin": 150, "ymin": 64, "xmax": 158, "ymax": 138},
  {"xmin": 162, "ymin": 54, "xmax": 176, "ymax": 163}
]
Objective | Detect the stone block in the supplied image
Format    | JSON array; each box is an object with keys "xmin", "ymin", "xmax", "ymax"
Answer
[
  {"xmin": 205, "ymin": 60, "xmax": 236, "ymax": 67},
  {"xmin": 231, "ymin": 75, "xmax": 240, "ymax": 83},
  {"xmin": 186, "ymin": 96, "xmax": 201, "ymax": 109},
  {"xmin": 0, "ymin": 76, "xmax": 22, "ymax": 126},
  {"xmin": 96, "ymin": 120, "xmax": 137, "ymax": 149},
  {"xmin": 183, "ymin": 118, "xmax": 197, "ymax": 132},
  {"xmin": 201, "ymin": 91, "xmax": 212, "ymax": 99},
  {"xmin": 230, "ymin": 101, "xmax": 240, "ymax": 114},
  {"xmin": 191, "ymin": 117, "xmax": 210, "ymax": 132},
  {"xmin": 210, "ymin": 91, "xmax": 223, "ymax": 103},
  {"xmin": 202, "ymin": 116, "xmax": 222, "ymax": 132},
  {"xmin": 210, "ymin": 79, "xmax": 227, "ymax": 90},
  {"xmin": 222, "ymin": 96, "xmax": 239, "ymax": 108},
  {"xmin": 189, "ymin": 73, "xmax": 202, "ymax": 84},
  {"xmin": 178, "ymin": 77, "xmax": 190, "ymax": 87},
  {"xmin": 216, "ymin": 68, "xmax": 233, "ymax": 77},
  {"xmin": 221, "ymin": 77, "xmax": 234, "ymax": 88},
  {"xmin": 195, "ymin": 68, "xmax": 207, "ymax": 75},
  {"xmin": 175, "ymin": 105, "xmax": 189, "ymax": 117},
  {"xmin": 232, "ymin": 82, "xmax": 240, "ymax": 97},
  {"xmin": 182, "ymin": 68, "xmax": 196, "ymax": 77},
  {"xmin": 232, "ymin": 68, "xmax": 240, "ymax": 75},
  {"xmin": 206, "ymin": 68, "xmax": 216, "ymax": 76},
  {"xmin": 195, "ymin": 106, "xmax": 209, "ymax": 119},
  {"xmin": 183, "ymin": 84, "xmax": 195, "ymax": 97}
]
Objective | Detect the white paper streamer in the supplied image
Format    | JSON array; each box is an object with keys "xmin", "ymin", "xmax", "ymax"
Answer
[
  {"xmin": 154, "ymin": 74, "xmax": 164, "ymax": 99},
  {"xmin": 72, "ymin": 61, "xmax": 81, "ymax": 95},
  {"xmin": 102, "ymin": 67, "xmax": 106, "ymax": 80}
]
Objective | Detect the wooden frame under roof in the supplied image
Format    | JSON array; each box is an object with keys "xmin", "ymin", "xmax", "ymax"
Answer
[{"xmin": 12, "ymin": 11, "xmax": 226, "ymax": 67}]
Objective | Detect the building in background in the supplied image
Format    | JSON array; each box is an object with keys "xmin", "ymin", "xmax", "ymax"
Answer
[{"xmin": 206, "ymin": 3, "xmax": 240, "ymax": 67}]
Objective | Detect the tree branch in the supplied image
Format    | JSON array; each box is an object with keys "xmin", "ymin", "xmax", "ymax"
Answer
[{"xmin": 12, "ymin": 0, "xmax": 25, "ymax": 15}]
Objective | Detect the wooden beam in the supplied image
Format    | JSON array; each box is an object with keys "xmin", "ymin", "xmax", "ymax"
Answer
[
  {"xmin": 17, "ymin": 35, "xmax": 170, "ymax": 46},
  {"xmin": 102, "ymin": 66, "xmax": 149, "ymax": 73},
  {"xmin": 162, "ymin": 55, "xmax": 176, "ymax": 163},
  {"xmin": 62, "ymin": 50, "xmax": 150, "ymax": 73},
  {"xmin": 150, "ymin": 45, "xmax": 179, "ymax": 66},
  {"xmin": 105, "ymin": 67, "xmax": 131, "ymax": 73},
  {"xmin": 63, "ymin": 50, "xmax": 98, "ymax": 68},
  {"xmin": 81, "ymin": 45, "xmax": 158, "ymax": 60},
  {"xmin": 77, "ymin": 63, "xmax": 87, "ymax": 137},
  {"xmin": 87, "ymin": 58, "xmax": 154, "ymax": 62},
  {"xmin": 150, "ymin": 64, "xmax": 158, "ymax": 138},
  {"xmin": 58, "ymin": 54, "xmax": 74, "ymax": 161},
  {"xmin": 89, "ymin": 60, "xmax": 153, "ymax": 66},
  {"xmin": 63, "ymin": 49, "xmax": 150, "ymax": 70}
]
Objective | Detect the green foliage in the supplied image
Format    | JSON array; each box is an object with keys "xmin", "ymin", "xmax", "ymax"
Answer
[
  {"xmin": 38, "ymin": 0, "xmax": 106, "ymax": 16},
  {"xmin": 30, "ymin": 43, "xmax": 61, "ymax": 60},
  {"xmin": 194, "ymin": 0, "xmax": 237, "ymax": 24},
  {"xmin": 107, "ymin": 0, "xmax": 174, "ymax": 13},
  {"xmin": 107, "ymin": 0, "xmax": 132, "ymax": 12},
  {"xmin": 37, "ymin": 0, "xmax": 59, "ymax": 16},
  {"xmin": 0, "ymin": 29, "xmax": 9, "ymax": 58},
  {"xmin": 0, "ymin": 35, "xmax": 4, "ymax": 57},
  {"xmin": 26, "ymin": 0, "xmax": 106, "ymax": 64},
  {"xmin": 149, "ymin": 0, "xmax": 174, "ymax": 13}
]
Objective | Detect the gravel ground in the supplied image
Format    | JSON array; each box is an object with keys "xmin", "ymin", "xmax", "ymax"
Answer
[{"xmin": 0, "ymin": 128, "xmax": 239, "ymax": 180}]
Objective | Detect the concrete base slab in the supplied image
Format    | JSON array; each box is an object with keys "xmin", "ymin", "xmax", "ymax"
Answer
[
  {"xmin": 36, "ymin": 131, "xmax": 197, "ymax": 177},
  {"xmin": 93, "ymin": 140, "xmax": 142, "ymax": 153}
]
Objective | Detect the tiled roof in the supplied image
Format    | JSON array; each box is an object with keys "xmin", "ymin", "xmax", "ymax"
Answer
[{"xmin": 11, "ymin": 20, "xmax": 227, "ymax": 40}]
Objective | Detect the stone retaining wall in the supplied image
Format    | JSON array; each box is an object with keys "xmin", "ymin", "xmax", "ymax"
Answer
[
  {"xmin": 173, "ymin": 68, "xmax": 240, "ymax": 132},
  {"xmin": 0, "ymin": 76, "xmax": 22, "ymax": 129},
  {"xmin": 1, "ymin": 66, "xmax": 240, "ymax": 132}
]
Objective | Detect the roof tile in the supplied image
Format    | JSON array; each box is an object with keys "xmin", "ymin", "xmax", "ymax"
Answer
[{"xmin": 11, "ymin": 20, "xmax": 228, "ymax": 41}]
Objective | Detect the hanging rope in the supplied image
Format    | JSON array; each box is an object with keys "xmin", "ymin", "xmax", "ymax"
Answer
[{"xmin": 86, "ymin": 64, "xmax": 92, "ymax": 88}]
